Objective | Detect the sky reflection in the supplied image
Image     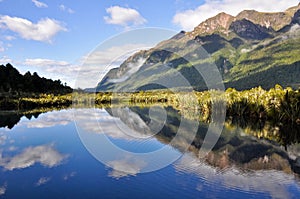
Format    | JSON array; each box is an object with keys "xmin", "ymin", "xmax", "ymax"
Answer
[
  {"xmin": 0, "ymin": 144, "xmax": 67, "ymax": 171},
  {"xmin": 0, "ymin": 108, "xmax": 299, "ymax": 199}
]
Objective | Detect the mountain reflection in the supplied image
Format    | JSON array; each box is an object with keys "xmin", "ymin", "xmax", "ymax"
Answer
[
  {"xmin": 1, "ymin": 107, "xmax": 299, "ymax": 199},
  {"xmin": 102, "ymin": 106, "xmax": 300, "ymax": 176},
  {"xmin": 175, "ymin": 153, "xmax": 298, "ymax": 199},
  {"xmin": 1, "ymin": 106, "xmax": 300, "ymax": 176}
]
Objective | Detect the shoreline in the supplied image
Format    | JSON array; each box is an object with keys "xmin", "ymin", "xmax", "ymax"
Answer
[{"xmin": 1, "ymin": 85, "xmax": 300, "ymax": 125}]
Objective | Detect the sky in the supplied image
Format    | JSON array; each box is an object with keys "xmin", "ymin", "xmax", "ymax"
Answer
[{"xmin": 0, "ymin": 0, "xmax": 299, "ymax": 88}]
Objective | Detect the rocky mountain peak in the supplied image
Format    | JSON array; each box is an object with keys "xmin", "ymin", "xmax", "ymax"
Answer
[
  {"xmin": 285, "ymin": 3, "xmax": 300, "ymax": 16},
  {"xmin": 229, "ymin": 19, "xmax": 272, "ymax": 40},
  {"xmin": 236, "ymin": 8, "xmax": 298, "ymax": 31},
  {"xmin": 189, "ymin": 4, "xmax": 300, "ymax": 37},
  {"xmin": 189, "ymin": 12, "xmax": 234, "ymax": 37}
]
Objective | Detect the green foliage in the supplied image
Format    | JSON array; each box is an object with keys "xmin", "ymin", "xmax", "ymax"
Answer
[
  {"xmin": 2, "ymin": 83, "xmax": 300, "ymax": 127},
  {"xmin": 225, "ymin": 37, "xmax": 300, "ymax": 87},
  {"xmin": 99, "ymin": 85, "xmax": 300, "ymax": 124},
  {"xmin": 97, "ymin": 21, "xmax": 300, "ymax": 92},
  {"xmin": 0, "ymin": 93, "xmax": 72, "ymax": 110},
  {"xmin": 0, "ymin": 63, "xmax": 72, "ymax": 94}
]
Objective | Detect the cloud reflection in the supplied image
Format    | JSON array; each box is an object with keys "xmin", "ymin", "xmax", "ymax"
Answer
[
  {"xmin": 175, "ymin": 153, "xmax": 298, "ymax": 199},
  {"xmin": 35, "ymin": 177, "xmax": 51, "ymax": 186},
  {"xmin": 0, "ymin": 135, "xmax": 7, "ymax": 145},
  {"xmin": 23, "ymin": 110, "xmax": 74, "ymax": 128},
  {"xmin": 287, "ymin": 144, "xmax": 300, "ymax": 160},
  {"xmin": 107, "ymin": 156, "xmax": 146, "ymax": 179},
  {"xmin": 75, "ymin": 108, "xmax": 153, "ymax": 140},
  {"xmin": 63, "ymin": 171, "xmax": 76, "ymax": 180},
  {"xmin": 0, "ymin": 184, "xmax": 6, "ymax": 196},
  {"xmin": 0, "ymin": 144, "xmax": 67, "ymax": 170}
]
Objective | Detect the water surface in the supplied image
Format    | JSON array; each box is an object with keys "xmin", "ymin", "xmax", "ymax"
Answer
[{"xmin": 0, "ymin": 107, "xmax": 299, "ymax": 199}]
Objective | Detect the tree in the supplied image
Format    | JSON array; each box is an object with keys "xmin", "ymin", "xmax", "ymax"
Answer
[{"xmin": 0, "ymin": 63, "xmax": 73, "ymax": 94}]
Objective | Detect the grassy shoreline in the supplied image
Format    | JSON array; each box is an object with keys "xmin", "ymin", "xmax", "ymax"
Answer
[
  {"xmin": 1, "ymin": 85, "xmax": 300, "ymax": 125},
  {"xmin": 0, "ymin": 93, "xmax": 73, "ymax": 110}
]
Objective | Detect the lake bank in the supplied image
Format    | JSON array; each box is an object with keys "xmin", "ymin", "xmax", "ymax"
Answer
[{"xmin": 1, "ymin": 85, "xmax": 300, "ymax": 125}]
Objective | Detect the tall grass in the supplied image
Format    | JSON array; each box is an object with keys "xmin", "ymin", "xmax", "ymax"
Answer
[{"xmin": 1, "ymin": 85, "xmax": 300, "ymax": 125}]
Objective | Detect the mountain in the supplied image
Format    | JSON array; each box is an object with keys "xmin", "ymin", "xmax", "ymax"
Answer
[{"xmin": 97, "ymin": 4, "xmax": 300, "ymax": 91}]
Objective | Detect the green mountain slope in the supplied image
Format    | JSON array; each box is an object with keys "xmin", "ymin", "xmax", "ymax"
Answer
[{"xmin": 97, "ymin": 4, "xmax": 300, "ymax": 91}]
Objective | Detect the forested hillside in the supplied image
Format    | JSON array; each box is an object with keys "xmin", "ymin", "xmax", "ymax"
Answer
[
  {"xmin": 0, "ymin": 63, "xmax": 72, "ymax": 94},
  {"xmin": 97, "ymin": 4, "xmax": 300, "ymax": 92}
]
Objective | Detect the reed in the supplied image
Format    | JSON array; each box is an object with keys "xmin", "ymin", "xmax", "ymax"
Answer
[{"xmin": 1, "ymin": 85, "xmax": 300, "ymax": 125}]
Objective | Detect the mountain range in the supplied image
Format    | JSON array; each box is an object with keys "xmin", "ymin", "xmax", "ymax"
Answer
[{"xmin": 97, "ymin": 4, "xmax": 300, "ymax": 91}]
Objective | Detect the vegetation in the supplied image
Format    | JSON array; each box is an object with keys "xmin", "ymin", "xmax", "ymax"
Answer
[
  {"xmin": 0, "ymin": 93, "xmax": 73, "ymax": 110},
  {"xmin": 99, "ymin": 85, "xmax": 299, "ymax": 125},
  {"xmin": 0, "ymin": 63, "xmax": 73, "ymax": 110},
  {"xmin": 2, "ymin": 83, "xmax": 300, "ymax": 123},
  {"xmin": 0, "ymin": 63, "xmax": 299, "ymax": 142},
  {"xmin": 0, "ymin": 63, "xmax": 72, "ymax": 94}
]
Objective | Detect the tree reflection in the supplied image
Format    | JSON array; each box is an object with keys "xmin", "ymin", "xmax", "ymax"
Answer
[
  {"xmin": 0, "ymin": 112, "xmax": 21, "ymax": 129},
  {"xmin": 0, "ymin": 108, "xmax": 66, "ymax": 129}
]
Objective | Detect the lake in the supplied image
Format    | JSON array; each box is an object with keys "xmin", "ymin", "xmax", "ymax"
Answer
[{"xmin": 0, "ymin": 106, "xmax": 300, "ymax": 199}]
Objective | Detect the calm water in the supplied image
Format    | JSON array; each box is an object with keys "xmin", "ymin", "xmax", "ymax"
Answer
[{"xmin": 0, "ymin": 107, "xmax": 300, "ymax": 199}]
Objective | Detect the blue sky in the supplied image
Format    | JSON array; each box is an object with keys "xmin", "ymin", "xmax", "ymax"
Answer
[{"xmin": 0, "ymin": 0, "xmax": 299, "ymax": 88}]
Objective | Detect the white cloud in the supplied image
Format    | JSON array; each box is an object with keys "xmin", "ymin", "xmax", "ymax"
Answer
[
  {"xmin": 173, "ymin": 0, "xmax": 300, "ymax": 31},
  {"xmin": 0, "ymin": 16, "xmax": 66, "ymax": 42},
  {"xmin": 83, "ymin": 44, "xmax": 147, "ymax": 66},
  {"xmin": 23, "ymin": 58, "xmax": 80, "ymax": 87},
  {"xmin": 0, "ymin": 144, "xmax": 67, "ymax": 170},
  {"xmin": 59, "ymin": 4, "xmax": 75, "ymax": 14},
  {"xmin": 77, "ymin": 43, "xmax": 149, "ymax": 88},
  {"xmin": 24, "ymin": 58, "xmax": 70, "ymax": 67},
  {"xmin": 109, "ymin": 58, "xmax": 146, "ymax": 83},
  {"xmin": 4, "ymin": 35, "xmax": 15, "ymax": 41},
  {"xmin": 0, "ymin": 56, "xmax": 12, "ymax": 64},
  {"xmin": 32, "ymin": 0, "xmax": 48, "ymax": 8},
  {"xmin": 0, "ymin": 42, "xmax": 4, "ymax": 52},
  {"xmin": 104, "ymin": 6, "xmax": 147, "ymax": 27},
  {"xmin": 19, "ymin": 44, "xmax": 149, "ymax": 88}
]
